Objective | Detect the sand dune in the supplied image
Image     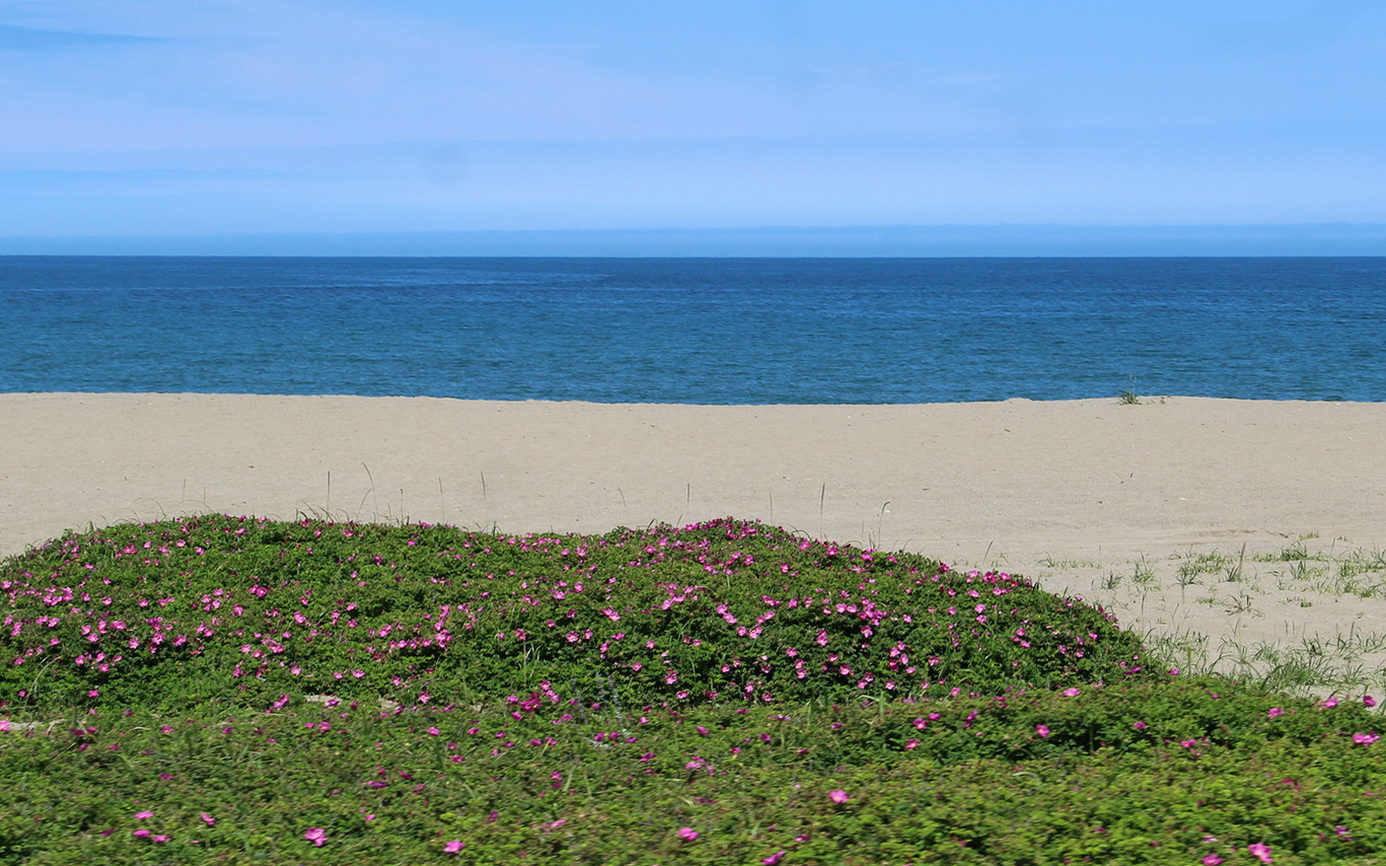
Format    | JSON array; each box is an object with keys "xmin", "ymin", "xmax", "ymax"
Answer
[{"xmin": 4, "ymin": 393, "xmax": 1385, "ymax": 689}]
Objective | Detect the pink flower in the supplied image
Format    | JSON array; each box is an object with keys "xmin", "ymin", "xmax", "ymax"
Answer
[
  {"xmin": 762, "ymin": 851, "xmax": 786, "ymax": 865},
  {"xmin": 828, "ymin": 789, "xmax": 849, "ymax": 803},
  {"xmin": 1352, "ymin": 732, "xmax": 1379, "ymax": 745},
  {"xmin": 1247, "ymin": 841, "xmax": 1273, "ymax": 863},
  {"xmin": 1062, "ymin": 687, "xmax": 1080, "ymax": 697},
  {"xmin": 304, "ymin": 828, "xmax": 327, "ymax": 847},
  {"xmin": 1267, "ymin": 707, "xmax": 1284, "ymax": 718},
  {"xmin": 1132, "ymin": 721, "xmax": 1147, "ymax": 730},
  {"xmin": 134, "ymin": 811, "xmax": 153, "ymax": 820},
  {"xmin": 1366, "ymin": 695, "xmax": 1378, "ymax": 708},
  {"xmin": 133, "ymin": 829, "xmax": 151, "ymax": 838},
  {"xmin": 1202, "ymin": 855, "xmax": 1224, "ymax": 865},
  {"xmin": 200, "ymin": 813, "xmax": 215, "ymax": 826},
  {"xmin": 1035, "ymin": 724, "xmax": 1051, "ymax": 738},
  {"xmin": 443, "ymin": 840, "xmax": 465, "ymax": 854},
  {"xmin": 677, "ymin": 827, "xmax": 699, "ymax": 841}
]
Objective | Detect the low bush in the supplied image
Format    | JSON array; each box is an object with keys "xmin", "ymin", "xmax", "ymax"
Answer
[
  {"xmin": 0, "ymin": 515, "xmax": 1153, "ymax": 711},
  {"xmin": 1, "ymin": 517, "xmax": 1380, "ymax": 864}
]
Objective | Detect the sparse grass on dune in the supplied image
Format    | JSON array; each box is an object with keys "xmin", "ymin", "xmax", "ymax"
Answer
[
  {"xmin": 1, "ymin": 516, "xmax": 1382, "ymax": 864},
  {"xmin": 1024, "ymin": 538, "xmax": 1386, "ymax": 702}
]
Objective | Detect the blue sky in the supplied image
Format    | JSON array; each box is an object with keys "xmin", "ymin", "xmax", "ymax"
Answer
[{"xmin": 3, "ymin": 1, "xmax": 1386, "ymax": 252}]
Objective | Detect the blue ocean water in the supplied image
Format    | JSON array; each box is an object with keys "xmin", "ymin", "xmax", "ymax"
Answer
[{"xmin": 1, "ymin": 256, "xmax": 1383, "ymax": 403}]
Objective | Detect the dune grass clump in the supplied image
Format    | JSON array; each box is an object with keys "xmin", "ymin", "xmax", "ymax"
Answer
[{"xmin": 1, "ymin": 516, "xmax": 1382, "ymax": 864}]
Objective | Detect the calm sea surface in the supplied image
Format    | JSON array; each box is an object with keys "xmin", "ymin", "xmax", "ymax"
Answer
[{"xmin": 1, "ymin": 256, "xmax": 1383, "ymax": 404}]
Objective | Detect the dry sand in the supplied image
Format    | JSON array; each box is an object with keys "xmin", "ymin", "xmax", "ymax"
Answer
[{"xmin": 4, "ymin": 393, "xmax": 1385, "ymax": 690}]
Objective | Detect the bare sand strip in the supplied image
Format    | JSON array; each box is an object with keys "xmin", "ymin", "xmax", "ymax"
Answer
[{"xmin": 3, "ymin": 393, "xmax": 1385, "ymax": 691}]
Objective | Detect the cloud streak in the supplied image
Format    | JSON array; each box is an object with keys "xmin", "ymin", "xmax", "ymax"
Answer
[{"xmin": 0, "ymin": 23, "xmax": 164, "ymax": 51}]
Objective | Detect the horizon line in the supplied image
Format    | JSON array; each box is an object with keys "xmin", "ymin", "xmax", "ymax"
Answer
[{"xmin": 3, "ymin": 222, "xmax": 1386, "ymax": 257}]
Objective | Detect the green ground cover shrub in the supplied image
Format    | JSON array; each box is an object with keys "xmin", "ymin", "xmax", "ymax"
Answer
[
  {"xmin": 0, "ymin": 515, "xmax": 1153, "ymax": 711},
  {"xmin": 1, "ymin": 517, "xmax": 1381, "ymax": 864}
]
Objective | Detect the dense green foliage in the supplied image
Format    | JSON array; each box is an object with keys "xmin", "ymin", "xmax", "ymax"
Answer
[
  {"xmin": 0, "ymin": 515, "xmax": 1153, "ymax": 711},
  {"xmin": 1, "ymin": 517, "xmax": 1381, "ymax": 864}
]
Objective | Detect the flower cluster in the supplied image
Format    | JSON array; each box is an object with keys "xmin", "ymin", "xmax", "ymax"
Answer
[
  {"xmin": 0, "ymin": 516, "xmax": 1154, "ymax": 712},
  {"xmin": 2, "ymin": 516, "xmax": 1381, "ymax": 863}
]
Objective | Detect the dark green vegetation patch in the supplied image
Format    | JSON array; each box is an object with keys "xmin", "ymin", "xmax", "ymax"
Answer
[
  {"xmin": 1, "ymin": 517, "xmax": 1381, "ymax": 864},
  {"xmin": 2, "ymin": 515, "xmax": 1151, "ymax": 710}
]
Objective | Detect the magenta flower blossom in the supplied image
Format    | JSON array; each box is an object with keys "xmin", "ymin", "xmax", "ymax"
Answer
[
  {"xmin": 677, "ymin": 827, "xmax": 699, "ymax": 841},
  {"xmin": 1035, "ymin": 724, "xmax": 1051, "ymax": 738},
  {"xmin": 1062, "ymin": 687, "xmax": 1080, "ymax": 697},
  {"xmin": 134, "ymin": 811, "xmax": 153, "ymax": 820},
  {"xmin": 1366, "ymin": 695, "xmax": 1378, "ymax": 708},
  {"xmin": 443, "ymin": 840, "xmax": 465, "ymax": 853},
  {"xmin": 200, "ymin": 813, "xmax": 216, "ymax": 826},
  {"xmin": 1267, "ymin": 707, "xmax": 1284, "ymax": 718},
  {"xmin": 1247, "ymin": 842, "xmax": 1274, "ymax": 863},
  {"xmin": 828, "ymin": 789, "xmax": 849, "ymax": 803},
  {"xmin": 762, "ymin": 851, "xmax": 786, "ymax": 865},
  {"xmin": 1352, "ymin": 732, "xmax": 1379, "ymax": 745},
  {"xmin": 304, "ymin": 828, "xmax": 327, "ymax": 847},
  {"xmin": 1202, "ymin": 855, "xmax": 1224, "ymax": 865}
]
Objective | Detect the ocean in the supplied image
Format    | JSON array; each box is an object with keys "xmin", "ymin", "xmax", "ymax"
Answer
[{"xmin": 1, "ymin": 256, "xmax": 1383, "ymax": 404}]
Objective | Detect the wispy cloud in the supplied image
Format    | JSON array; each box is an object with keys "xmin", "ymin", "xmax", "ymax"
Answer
[{"xmin": 0, "ymin": 23, "xmax": 164, "ymax": 51}]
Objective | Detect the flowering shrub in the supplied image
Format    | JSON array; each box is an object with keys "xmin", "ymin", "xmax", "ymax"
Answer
[
  {"xmin": 0, "ymin": 677, "xmax": 1381, "ymax": 864},
  {"xmin": 1, "ymin": 517, "xmax": 1381, "ymax": 864},
  {"xmin": 0, "ymin": 516, "xmax": 1153, "ymax": 711}
]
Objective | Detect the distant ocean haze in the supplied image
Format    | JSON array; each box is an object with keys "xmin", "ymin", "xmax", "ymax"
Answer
[{"xmin": 1, "ymin": 256, "xmax": 1383, "ymax": 403}]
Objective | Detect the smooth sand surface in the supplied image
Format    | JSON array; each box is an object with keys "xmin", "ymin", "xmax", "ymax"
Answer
[{"xmin": 4, "ymin": 393, "xmax": 1385, "ymax": 685}]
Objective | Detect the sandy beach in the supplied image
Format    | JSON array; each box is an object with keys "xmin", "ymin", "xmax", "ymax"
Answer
[{"xmin": 4, "ymin": 392, "xmax": 1385, "ymax": 689}]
